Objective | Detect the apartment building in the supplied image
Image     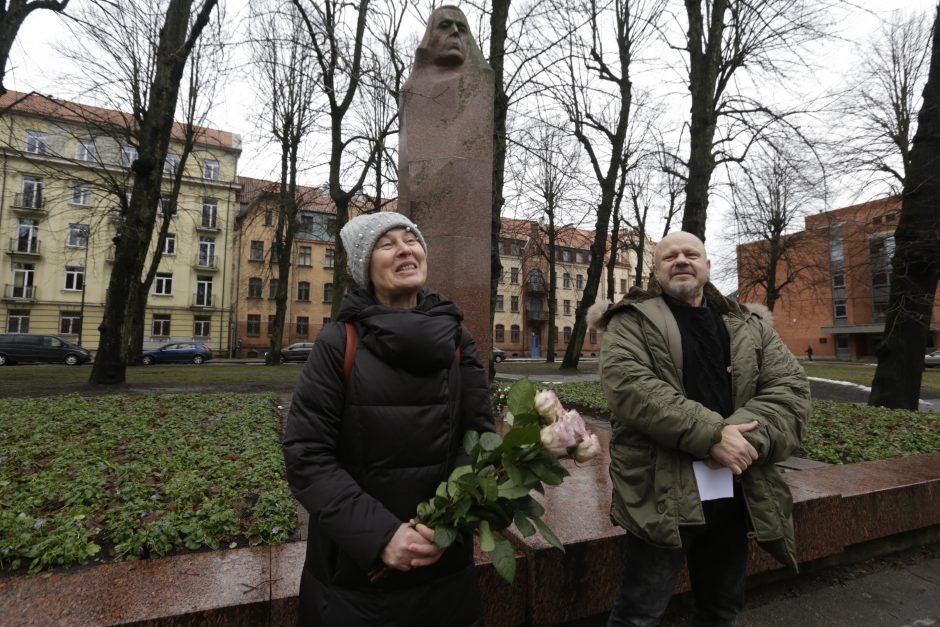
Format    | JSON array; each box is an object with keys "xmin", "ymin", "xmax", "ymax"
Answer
[
  {"xmin": 737, "ymin": 196, "xmax": 940, "ymax": 359},
  {"xmin": 232, "ymin": 177, "xmax": 344, "ymax": 357},
  {"xmin": 0, "ymin": 91, "xmax": 241, "ymax": 354},
  {"xmin": 495, "ymin": 218, "xmax": 649, "ymax": 358}
]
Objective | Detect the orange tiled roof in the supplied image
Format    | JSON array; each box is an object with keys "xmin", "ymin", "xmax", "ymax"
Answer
[{"xmin": 0, "ymin": 90, "xmax": 240, "ymax": 151}]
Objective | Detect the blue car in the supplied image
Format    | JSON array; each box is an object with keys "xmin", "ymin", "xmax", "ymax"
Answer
[{"xmin": 140, "ymin": 342, "xmax": 213, "ymax": 365}]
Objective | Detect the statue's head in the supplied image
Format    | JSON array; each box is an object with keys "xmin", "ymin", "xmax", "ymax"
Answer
[
  {"xmin": 413, "ymin": 5, "xmax": 485, "ymax": 71},
  {"xmin": 426, "ymin": 5, "xmax": 470, "ymax": 67}
]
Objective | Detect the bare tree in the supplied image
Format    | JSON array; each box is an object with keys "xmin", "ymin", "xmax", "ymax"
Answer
[
  {"xmin": 731, "ymin": 146, "xmax": 825, "ymax": 312},
  {"xmin": 249, "ymin": 0, "xmax": 319, "ymax": 365},
  {"xmin": 291, "ymin": 0, "xmax": 407, "ymax": 316},
  {"xmin": 0, "ymin": 0, "xmax": 69, "ymax": 96},
  {"xmin": 869, "ymin": 2, "xmax": 940, "ymax": 410},
  {"xmin": 84, "ymin": 0, "xmax": 220, "ymax": 384},
  {"xmin": 543, "ymin": 0, "xmax": 665, "ymax": 369},
  {"xmin": 679, "ymin": 0, "xmax": 830, "ymax": 240},
  {"xmin": 839, "ymin": 9, "xmax": 931, "ymax": 195}
]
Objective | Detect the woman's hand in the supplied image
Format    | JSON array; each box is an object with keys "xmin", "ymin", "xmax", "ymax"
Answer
[{"xmin": 380, "ymin": 522, "xmax": 444, "ymax": 571}]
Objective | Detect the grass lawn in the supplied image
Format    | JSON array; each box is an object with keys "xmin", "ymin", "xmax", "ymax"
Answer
[{"xmin": 0, "ymin": 392, "xmax": 296, "ymax": 575}]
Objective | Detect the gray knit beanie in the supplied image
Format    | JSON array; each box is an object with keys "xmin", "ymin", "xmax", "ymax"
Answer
[{"xmin": 340, "ymin": 211, "xmax": 428, "ymax": 289}]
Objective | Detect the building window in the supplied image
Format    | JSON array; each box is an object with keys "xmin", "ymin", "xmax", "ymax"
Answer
[
  {"xmin": 59, "ymin": 312, "xmax": 82, "ymax": 335},
  {"xmin": 297, "ymin": 316, "xmax": 309, "ymax": 337},
  {"xmin": 195, "ymin": 276, "xmax": 213, "ymax": 307},
  {"xmin": 298, "ymin": 246, "xmax": 312, "ymax": 266},
  {"xmin": 510, "ymin": 241, "xmax": 521, "ymax": 256},
  {"xmin": 247, "ymin": 314, "xmax": 261, "ymax": 336},
  {"xmin": 201, "ymin": 199, "xmax": 218, "ymax": 228},
  {"xmin": 248, "ymin": 277, "xmax": 262, "ymax": 298},
  {"xmin": 563, "ymin": 300, "xmax": 571, "ymax": 315},
  {"xmin": 510, "ymin": 267, "xmax": 519, "ymax": 284},
  {"xmin": 159, "ymin": 195, "xmax": 177, "ymax": 217},
  {"xmin": 832, "ymin": 273, "xmax": 845, "ymax": 289},
  {"xmin": 325, "ymin": 248, "xmax": 335, "ymax": 268},
  {"xmin": 834, "ymin": 299, "xmax": 848, "ymax": 322},
  {"xmin": 563, "ymin": 273, "xmax": 571, "ymax": 289},
  {"xmin": 152, "ymin": 314, "xmax": 171, "ymax": 337},
  {"xmin": 194, "ymin": 316, "xmax": 211, "ymax": 338},
  {"xmin": 26, "ymin": 130, "xmax": 48, "ymax": 154},
  {"xmin": 76, "ymin": 138, "xmax": 96, "ymax": 161},
  {"xmin": 495, "ymin": 295, "xmax": 504, "ymax": 311},
  {"xmin": 563, "ymin": 326, "xmax": 572, "ymax": 342},
  {"xmin": 204, "ymin": 159, "xmax": 220, "ymax": 180},
  {"xmin": 871, "ymin": 271, "xmax": 889, "ymax": 288},
  {"xmin": 198, "ymin": 236, "xmax": 216, "ymax": 267},
  {"xmin": 154, "ymin": 272, "xmax": 173, "ymax": 296},
  {"xmin": 510, "ymin": 296, "xmax": 519, "ymax": 312},
  {"xmin": 163, "ymin": 233, "xmax": 176, "ymax": 256},
  {"xmin": 495, "ymin": 324, "xmax": 505, "ymax": 342},
  {"xmin": 589, "ymin": 328, "xmax": 598, "ymax": 344},
  {"xmin": 250, "ymin": 240, "xmax": 264, "ymax": 261},
  {"xmin": 620, "ymin": 278, "xmax": 627, "ymax": 293},
  {"xmin": 323, "ymin": 283, "xmax": 333, "ymax": 303},
  {"xmin": 510, "ymin": 324, "xmax": 520, "ymax": 343},
  {"xmin": 269, "ymin": 278, "xmax": 280, "ymax": 299},
  {"xmin": 164, "ymin": 152, "xmax": 181, "ymax": 174},
  {"xmin": 64, "ymin": 266, "xmax": 85, "ymax": 291},
  {"xmin": 121, "ymin": 146, "xmax": 138, "ymax": 167},
  {"xmin": 576, "ymin": 274, "xmax": 584, "ymax": 290},
  {"xmin": 267, "ymin": 315, "xmax": 277, "ymax": 336},
  {"xmin": 297, "ymin": 281, "xmax": 310, "ymax": 301},
  {"xmin": 829, "ymin": 237, "xmax": 844, "ymax": 263},
  {"xmin": 264, "ymin": 209, "xmax": 274, "ymax": 226},
  {"xmin": 497, "ymin": 269, "xmax": 505, "ymax": 284},
  {"xmin": 7, "ymin": 310, "xmax": 30, "ymax": 333},
  {"xmin": 67, "ymin": 224, "xmax": 89, "ymax": 248},
  {"xmin": 20, "ymin": 176, "xmax": 43, "ymax": 208},
  {"xmin": 562, "ymin": 249, "xmax": 573, "ymax": 262},
  {"xmin": 576, "ymin": 251, "xmax": 586, "ymax": 264},
  {"xmin": 71, "ymin": 182, "xmax": 92, "ymax": 206}
]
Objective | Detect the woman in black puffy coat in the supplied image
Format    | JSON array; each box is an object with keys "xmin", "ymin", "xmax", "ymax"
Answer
[{"xmin": 282, "ymin": 211, "xmax": 494, "ymax": 627}]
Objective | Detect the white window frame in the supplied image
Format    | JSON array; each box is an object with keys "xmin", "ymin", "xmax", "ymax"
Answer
[
  {"xmin": 67, "ymin": 224, "xmax": 89, "ymax": 249},
  {"xmin": 198, "ymin": 236, "xmax": 216, "ymax": 267},
  {"xmin": 154, "ymin": 272, "xmax": 173, "ymax": 296},
  {"xmin": 21, "ymin": 176, "xmax": 43, "ymax": 208},
  {"xmin": 164, "ymin": 152, "xmax": 181, "ymax": 174},
  {"xmin": 76, "ymin": 138, "xmax": 96, "ymax": 161},
  {"xmin": 203, "ymin": 159, "xmax": 220, "ymax": 180},
  {"xmin": 194, "ymin": 316, "xmax": 211, "ymax": 338},
  {"xmin": 64, "ymin": 266, "xmax": 85, "ymax": 291},
  {"xmin": 250, "ymin": 240, "xmax": 264, "ymax": 261},
  {"xmin": 201, "ymin": 199, "xmax": 218, "ymax": 228},
  {"xmin": 298, "ymin": 246, "xmax": 312, "ymax": 267},
  {"xmin": 163, "ymin": 233, "xmax": 177, "ymax": 256},
  {"xmin": 152, "ymin": 315, "xmax": 171, "ymax": 337},
  {"xmin": 60, "ymin": 312, "xmax": 82, "ymax": 335},
  {"xmin": 122, "ymin": 146, "xmax": 138, "ymax": 168},
  {"xmin": 196, "ymin": 276, "xmax": 213, "ymax": 307},
  {"xmin": 26, "ymin": 130, "xmax": 48, "ymax": 154},
  {"xmin": 71, "ymin": 182, "xmax": 92, "ymax": 206},
  {"xmin": 297, "ymin": 281, "xmax": 311, "ymax": 301}
]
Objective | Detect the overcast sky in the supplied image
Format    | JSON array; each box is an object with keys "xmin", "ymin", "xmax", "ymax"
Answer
[{"xmin": 6, "ymin": 0, "xmax": 938, "ymax": 290}]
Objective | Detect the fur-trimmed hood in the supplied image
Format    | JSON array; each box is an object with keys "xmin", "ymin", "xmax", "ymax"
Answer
[{"xmin": 587, "ymin": 281, "xmax": 773, "ymax": 330}]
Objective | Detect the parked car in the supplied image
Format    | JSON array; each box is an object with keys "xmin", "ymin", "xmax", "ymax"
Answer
[
  {"xmin": 926, "ymin": 350, "xmax": 940, "ymax": 368},
  {"xmin": 266, "ymin": 342, "xmax": 316, "ymax": 364},
  {"xmin": 0, "ymin": 333, "xmax": 92, "ymax": 366},
  {"xmin": 140, "ymin": 342, "xmax": 213, "ymax": 365},
  {"xmin": 493, "ymin": 347, "xmax": 506, "ymax": 363}
]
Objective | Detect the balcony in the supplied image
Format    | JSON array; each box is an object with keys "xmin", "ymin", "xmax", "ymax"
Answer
[
  {"xmin": 3, "ymin": 284, "xmax": 37, "ymax": 301},
  {"xmin": 191, "ymin": 294, "xmax": 216, "ymax": 308},
  {"xmin": 7, "ymin": 238, "xmax": 41, "ymax": 257},
  {"xmin": 525, "ymin": 279, "xmax": 547, "ymax": 294},
  {"xmin": 11, "ymin": 193, "xmax": 46, "ymax": 215},
  {"xmin": 194, "ymin": 254, "xmax": 219, "ymax": 271},
  {"xmin": 195, "ymin": 219, "xmax": 220, "ymax": 233}
]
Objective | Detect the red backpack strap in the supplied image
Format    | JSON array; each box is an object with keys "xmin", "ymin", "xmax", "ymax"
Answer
[{"xmin": 343, "ymin": 322, "xmax": 357, "ymax": 386}]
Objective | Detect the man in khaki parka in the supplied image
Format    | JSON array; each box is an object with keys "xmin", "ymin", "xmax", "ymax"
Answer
[{"xmin": 593, "ymin": 232, "xmax": 811, "ymax": 626}]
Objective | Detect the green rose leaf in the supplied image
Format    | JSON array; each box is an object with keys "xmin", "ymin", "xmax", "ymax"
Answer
[
  {"xmin": 533, "ymin": 517, "xmax": 565, "ymax": 552},
  {"xmin": 513, "ymin": 510, "xmax": 536, "ymax": 537},
  {"xmin": 434, "ymin": 525, "xmax": 458, "ymax": 549},
  {"xmin": 502, "ymin": 424, "xmax": 541, "ymax": 449},
  {"xmin": 480, "ymin": 432, "xmax": 503, "ymax": 452},
  {"xmin": 479, "ymin": 519, "xmax": 495, "ymax": 552},
  {"xmin": 490, "ymin": 535, "xmax": 516, "ymax": 583},
  {"xmin": 463, "ymin": 431, "xmax": 480, "ymax": 455},
  {"xmin": 497, "ymin": 483, "xmax": 531, "ymax": 499}
]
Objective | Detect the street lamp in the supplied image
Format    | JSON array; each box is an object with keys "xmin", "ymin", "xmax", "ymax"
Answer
[{"xmin": 77, "ymin": 224, "xmax": 90, "ymax": 347}]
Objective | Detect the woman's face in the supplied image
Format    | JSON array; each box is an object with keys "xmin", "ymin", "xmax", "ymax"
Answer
[{"xmin": 370, "ymin": 227, "xmax": 427, "ymax": 308}]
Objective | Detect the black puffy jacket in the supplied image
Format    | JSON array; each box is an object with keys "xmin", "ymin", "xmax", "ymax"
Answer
[{"xmin": 283, "ymin": 287, "xmax": 493, "ymax": 625}]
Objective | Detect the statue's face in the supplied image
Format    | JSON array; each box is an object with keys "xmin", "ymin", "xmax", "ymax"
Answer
[{"xmin": 427, "ymin": 7, "xmax": 469, "ymax": 67}]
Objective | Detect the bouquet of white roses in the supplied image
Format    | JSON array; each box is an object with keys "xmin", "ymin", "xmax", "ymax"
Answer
[{"xmin": 408, "ymin": 378, "xmax": 600, "ymax": 582}]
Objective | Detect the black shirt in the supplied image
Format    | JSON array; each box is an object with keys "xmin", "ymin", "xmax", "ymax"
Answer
[{"xmin": 663, "ymin": 293, "xmax": 733, "ymax": 418}]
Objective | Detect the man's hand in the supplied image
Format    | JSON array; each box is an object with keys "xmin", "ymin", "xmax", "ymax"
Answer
[
  {"xmin": 708, "ymin": 421, "xmax": 759, "ymax": 475},
  {"xmin": 380, "ymin": 521, "xmax": 444, "ymax": 571}
]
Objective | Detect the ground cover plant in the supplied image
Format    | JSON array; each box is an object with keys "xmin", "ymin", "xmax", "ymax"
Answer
[
  {"xmin": 0, "ymin": 393, "xmax": 296, "ymax": 574},
  {"xmin": 492, "ymin": 381, "xmax": 940, "ymax": 464}
]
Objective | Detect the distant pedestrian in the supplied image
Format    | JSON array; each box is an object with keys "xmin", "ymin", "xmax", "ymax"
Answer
[{"xmin": 806, "ymin": 345, "xmax": 813, "ymax": 361}]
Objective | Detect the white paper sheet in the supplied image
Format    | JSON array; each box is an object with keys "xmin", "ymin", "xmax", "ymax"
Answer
[{"xmin": 692, "ymin": 461, "xmax": 734, "ymax": 501}]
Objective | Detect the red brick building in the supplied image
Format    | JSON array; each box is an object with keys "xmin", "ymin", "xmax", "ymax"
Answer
[{"xmin": 737, "ymin": 197, "xmax": 940, "ymax": 359}]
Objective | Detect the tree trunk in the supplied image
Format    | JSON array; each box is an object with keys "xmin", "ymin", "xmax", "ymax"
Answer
[
  {"xmin": 869, "ymin": 2, "xmax": 940, "ymax": 409},
  {"xmin": 0, "ymin": 1, "xmax": 70, "ymax": 96}
]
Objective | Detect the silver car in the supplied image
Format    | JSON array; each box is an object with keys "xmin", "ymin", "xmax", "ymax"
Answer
[{"xmin": 926, "ymin": 350, "xmax": 940, "ymax": 368}]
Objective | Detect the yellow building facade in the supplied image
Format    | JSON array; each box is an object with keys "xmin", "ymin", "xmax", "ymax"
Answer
[{"xmin": 0, "ymin": 91, "xmax": 241, "ymax": 355}]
